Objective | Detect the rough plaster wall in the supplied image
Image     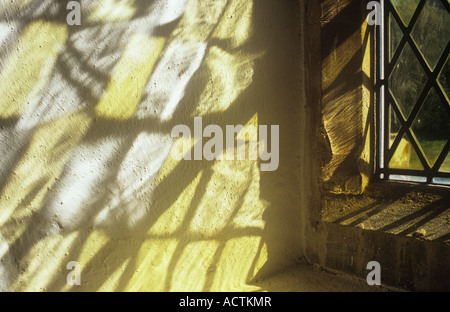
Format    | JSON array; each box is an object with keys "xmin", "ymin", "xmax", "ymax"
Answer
[{"xmin": 0, "ymin": 0, "xmax": 307, "ymax": 291}]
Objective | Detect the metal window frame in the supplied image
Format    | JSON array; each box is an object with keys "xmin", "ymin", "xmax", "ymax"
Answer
[{"xmin": 376, "ymin": 0, "xmax": 450, "ymax": 185}]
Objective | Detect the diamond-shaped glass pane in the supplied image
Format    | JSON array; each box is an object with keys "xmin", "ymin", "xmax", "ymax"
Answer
[
  {"xmin": 412, "ymin": 88, "xmax": 449, "ymax": 167},
  {"xmin": 389, "ymin": 104, "xmax": 402, "ymax": 148},
  {"xmin": 441, "ymin": 151, "xmax": 450, "ymax": 172},
  {"xmin": 438, "ymin": 54, "xmax": 450, "ymax": 102},
  {"xmin": 411, "ymin": 0, "xmax": 450, "ymax": 71},
  {"xmin": 389, "ymin": 12, "xmax": 403, "ymax": 62},
  {"xmin": 391, "ymin": 0, "xmax": 420, "ymax": 27},
  {"xmin": 389, "ymin": 43, "xmax": 428, "ymax": 118},
  {"xmin": 389, "ymin": 133, "xmax": 424, "ymax": 170}
]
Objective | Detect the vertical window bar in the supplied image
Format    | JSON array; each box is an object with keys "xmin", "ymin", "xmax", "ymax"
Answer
[
  {"xmin": 377, "ymin": 0, "xmax": 450, "ymax": 185},
  {"xmin": 378, "ymin": 0, "xmax": 386, "ymax": 178}
]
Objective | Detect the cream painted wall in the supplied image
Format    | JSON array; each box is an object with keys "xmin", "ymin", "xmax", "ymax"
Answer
[{"xmin": 0, "ymin": 0, "xmax": 308, "ymax": 291}]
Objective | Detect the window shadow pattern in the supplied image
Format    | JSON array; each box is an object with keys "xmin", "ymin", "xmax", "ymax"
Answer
[{"xmin": 0, "ymin": 0, "xmax": 304, "ymax": 292}]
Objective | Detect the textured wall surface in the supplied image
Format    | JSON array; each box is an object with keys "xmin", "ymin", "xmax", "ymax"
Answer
[
  {"xmin": 303, "ymin": 0, "xmax": 450, "ymax": 292},
  {"xmin": 0, "ymin": 0, "xmax": 308, "ymax": 291}
]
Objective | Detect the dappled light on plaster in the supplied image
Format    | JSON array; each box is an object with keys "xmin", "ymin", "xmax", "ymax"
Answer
[{"xmin": 0, "ymin": 0, "xmax": 303, "ymax": 292}]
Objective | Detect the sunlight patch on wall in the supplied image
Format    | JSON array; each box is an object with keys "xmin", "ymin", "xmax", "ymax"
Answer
[
  {"xmin": 149, "ymin": 171, "xmax": 203, "ymax": 236},
  {"xmin": 0, "ymin": 0, "xmax": 297, "ymax": 292},
  {"xmin": 169, "ymin": 240, "xmax": 219, "ymax": 292},
  {"xmin": 219, "ymin": 114, "xmax": 260, "ymax": 161},
  {"xmin": 136, "ymin": 40, "xmax": 207, "ymax": 121},
  {"xmin": 236, "ymin": 113, "xmax": 258, "ymax": 144},
  {"xmin": 97, "ymin": 258, "xmax": 131, "ymax": 292},
  {"xmin": 74, "ymin": 231, "xmax": 109, "ymax": 279},
  {"xmin": 0, "ymin": 110, "xmax": 92, "ymax": 233},
  {"xmin": 153, "ymin": 0, "xmax": 189, "ymax": 26},
  {"xmin": 0, "ymin": 20, "xmax": 67, "ymax": 118},
  {"xmin": 0, "ymin": 21, "xmax": 19, "ymax": 50},
  {"xmin": 94, "ymin": 132, "xmax": 173, "ymax": 231},
  {"xmin": 155, "ymin": 136, "xmax": 195, "ymax": 185},
  {"xmin": 194, "ymin": 46, "xmax": 255, "ymax": 116},
  {"xmin": 171, "ymin": 0, "xmax": 227, "ymax": 42},
  {"xmin": 213, "ymin": 0, "xmax": 253, "ymax": 48},
  {"xmin": 210, "ymin": 236, "xmax": 266, "ymax": 292},
  {"xmin": 95, "ymin": 35, "xmax": 165, "ymax": 119},
  {"xmin": 85, "ymin": 0, "xmax": 136, "ymax": 24},
  {"xmin": 115, "ymin": 132, "xmax": 171, "ymax": 200},
  {"xmin": 125, "ymin": 238, "xmax": 179, "ymax": 292},
  {"xmin": 10, "ymin": 232, "xmax": 78, "ymax": 292},
  {"xmin": 230, "ymin": 169, "xmax": 266, "ymax": 230},
  {"xmin": 43, "ymin": 136, "xmax": 121, "ymax": 233},
  {"xmin": 188, "ymin": 158, "xmax": 263, "ymax": 237}
]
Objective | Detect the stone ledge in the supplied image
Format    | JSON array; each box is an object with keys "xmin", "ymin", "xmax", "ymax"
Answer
[{"xmin": 321, "ymin": 181, "xmax": 450, "ymax": 245}]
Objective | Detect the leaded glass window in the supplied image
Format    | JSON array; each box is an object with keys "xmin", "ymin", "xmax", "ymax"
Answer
[{"xmin": 378, "ymin": 0, "xmax": 450, "ymax": 185}]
